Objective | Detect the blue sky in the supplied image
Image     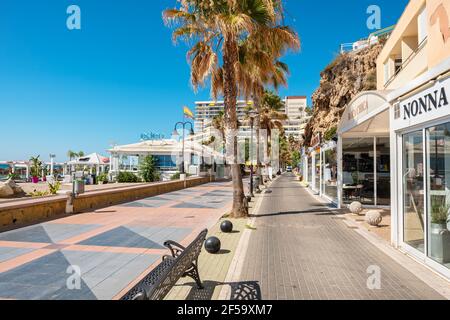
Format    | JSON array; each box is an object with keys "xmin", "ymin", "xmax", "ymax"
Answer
[{"xmin": 0, "ymin": 0, "xmax": 408, "ymax": 162}]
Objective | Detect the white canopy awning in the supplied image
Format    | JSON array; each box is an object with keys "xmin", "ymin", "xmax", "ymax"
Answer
[
  {"xmin": 67, "ymin": 153, "xmax": 110, "ymax": 166},
  {"xmin": 338, "ymin": 90, "xmax": 393, "ymax": 136}
]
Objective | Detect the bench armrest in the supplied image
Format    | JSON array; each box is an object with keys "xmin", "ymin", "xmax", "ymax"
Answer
[{"xmin": 164, "ymin": 240, "xmax": 186, "ymax": 258}]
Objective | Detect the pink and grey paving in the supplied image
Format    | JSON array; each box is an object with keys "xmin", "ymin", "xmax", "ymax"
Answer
[{"xmin": 0, "ymin": 181, "xmax": 233, "ymax": 300}]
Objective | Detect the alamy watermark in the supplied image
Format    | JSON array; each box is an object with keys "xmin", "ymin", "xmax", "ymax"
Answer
[
  {"xmin": 66, "ymin": 265, "xmax": 82, "ymax": 290},
  {"xmin": 367, "ymin": 5, "xmax": 381, "ymax": 30},
  {"xmin": 67, "ymin": 5, "xmax": 81, "ymax": 30},
  {"xmin": 367, "ymin": 265, "xmax": 381, "ymax": 290}
]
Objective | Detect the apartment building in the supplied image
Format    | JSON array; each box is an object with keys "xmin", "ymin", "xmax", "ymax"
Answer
[{"xmin": 193, "ymin": 96, "xmax": 311, "ymax": 140}]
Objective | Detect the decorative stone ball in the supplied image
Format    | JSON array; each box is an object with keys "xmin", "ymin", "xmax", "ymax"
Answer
[
  {"xmin": 366, "ymin": 210, "xmax": 383, "ymax": 226},
  {"xmin": 205, "ymin": 237, "xmax": 221, "ymax": 254},
  {"xmin": 220, "ymin": 220, "xmax": 233, "ymax": 233},
  {"xmin": 349, "ymin": 201, "xmax": 363, "ymax": 215}
]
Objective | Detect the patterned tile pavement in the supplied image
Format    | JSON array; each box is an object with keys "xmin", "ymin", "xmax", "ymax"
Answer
[
  {"xmin": 237, "ymin": 174, "xmax": 448, "ymax": 300},
  {"xmin": 0, "ymin": 181, "xmax": 233, "ymax": 300}
]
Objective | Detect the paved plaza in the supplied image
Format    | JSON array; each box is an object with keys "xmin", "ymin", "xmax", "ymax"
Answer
[
  {"xmin": 236, "ymin": 174, "xmax": 447, "ymax": 300},
  {"xmin": 0, "ymin": 181, "xmax": 232, "ymax": 300}
]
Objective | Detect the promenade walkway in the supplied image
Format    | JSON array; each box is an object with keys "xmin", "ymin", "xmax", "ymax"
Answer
[
  {"xmin": 235, "ymin": 173, "xmax": 447, "ymax": 300},
  {"xmin": 0, "ymin": 180, "xmax": 232, "ymax": 300}
]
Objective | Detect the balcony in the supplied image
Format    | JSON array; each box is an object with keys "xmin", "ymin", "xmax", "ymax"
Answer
[{"xmin": 384, "ymin": 39, "xmax": 428, "ymax": 89}]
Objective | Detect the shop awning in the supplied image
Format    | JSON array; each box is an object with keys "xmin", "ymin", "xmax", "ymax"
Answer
[{"xmin": 338, "ymin": 90, "xmax": 393, "ymax": 136}]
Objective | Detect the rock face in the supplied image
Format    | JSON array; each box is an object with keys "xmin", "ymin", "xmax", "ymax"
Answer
[
  {"xmin": 0, "ymin": 179, "xmax": 25, "ymax": 198},
  {"xmin": 304, "ymin": 41, "xmax": 386, "ymax": 146}
]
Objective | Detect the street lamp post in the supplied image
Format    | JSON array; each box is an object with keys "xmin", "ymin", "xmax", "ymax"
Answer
[{"xmin": 173, "ymin": 121, "xmax": 194, "ymax": 175}]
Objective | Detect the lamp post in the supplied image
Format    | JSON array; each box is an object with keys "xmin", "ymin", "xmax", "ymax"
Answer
[
  {"xmin": 248, "ymin": 110, "xmax": 258, "ymax": 197},
  {"xmin": 201, "ymin": 119, "xmax": 205, "ymax": 172},
  {"xmin": 49, "ymin": 154, "xmax": 56, "ymax": 178},
  {"xmin": 172, "ymin": 121, "xmax": 194, "ymax": 175}
]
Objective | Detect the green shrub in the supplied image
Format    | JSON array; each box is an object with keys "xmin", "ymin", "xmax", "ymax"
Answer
[
  {"xmin": 97, "ymin": 173, "xmax": 108, "ymax": 183},
  {"xmin": 170, "ymin": 172, "xmax": 191, "ymax": 180},
  {"xmin": 324, "ymin": 126, "xmax": 337, "ymax": 141},
  {"xmin": 117, "ymin": 171, "xmax": 141, "ymax": 183},
  {"xmin": 48, "ymin": 181, "xmax": 61, "ymax": 195},
  {"xmin": 139, "ymin": 155, "xmax": 160, "ymax": 182}
]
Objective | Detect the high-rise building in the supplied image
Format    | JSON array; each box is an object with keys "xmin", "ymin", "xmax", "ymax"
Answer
[{"xmin": 193, "ymin": 96, "xmax": 311, "ymax": 141}]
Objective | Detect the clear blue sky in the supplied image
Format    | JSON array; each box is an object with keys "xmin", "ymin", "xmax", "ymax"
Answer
[{"xmin": 0, "ymin": 0, "xmax": 408, "ymax": 162}]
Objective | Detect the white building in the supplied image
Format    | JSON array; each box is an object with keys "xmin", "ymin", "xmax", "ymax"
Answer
[{"xmin": 193, "ymin": 96, "xmax": 311, "ymax": 141}]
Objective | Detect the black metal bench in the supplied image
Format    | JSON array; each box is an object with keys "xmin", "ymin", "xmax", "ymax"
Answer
[{"xmin": 121, "ymin": 229, "xmax": 208, "ymax": 300}]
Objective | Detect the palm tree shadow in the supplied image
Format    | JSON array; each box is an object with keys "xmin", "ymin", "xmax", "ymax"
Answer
[{"xmin": 179, "ymin": 280, "xmax": 262, "ymax": 300}]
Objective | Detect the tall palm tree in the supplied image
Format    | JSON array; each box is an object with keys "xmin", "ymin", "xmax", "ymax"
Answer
[
  {"xmin": 212, "ymin": 111, "xmax": 226, "ymax": 163},
  {"xmin": 67, "ymin": 150, "xmax": 77, "ymax": 161},
  {"xmin": 164, "ymin": 0, "xmax": 287, "ymax": 217},
  {"xmin": 260, "ymin": 91, "xmax": 287, "ymax": 174},
  {"xmin": 228, "ymin": 14, "xmax": 299, "ymax": 185}
]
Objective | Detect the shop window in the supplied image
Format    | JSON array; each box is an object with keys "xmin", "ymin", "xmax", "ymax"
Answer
[
  {"xmin": 322, "ymin": 149, "xmax": 337, "ymax": 202},
  {"xmin": 426, "ymin": 123, "xmax": 450, "ymax": 268},
  {"xmin": 342, "ymin": 138, "xmax": 375, "ymax": 205},
  {"xmin": 376, "ymin": 138, "xmax": 391, "ymax": 206},
  {"xmin": 403, "ymin": 130, "xmax": 425, "ymax": 253}
]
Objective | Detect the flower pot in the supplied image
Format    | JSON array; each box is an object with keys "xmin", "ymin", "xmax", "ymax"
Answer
[
  {"xmin": 31, "ymin": 176, "xmax": 39, "ymax": 184},
  {"xmin": 430, "ymin": 223, "xmax": 450, "ymax": 264}
]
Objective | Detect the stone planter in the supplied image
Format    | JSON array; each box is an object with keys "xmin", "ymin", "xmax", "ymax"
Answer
[{"xmin": 430, "ymin": 223, "xmax": 450, "ymax": 264}]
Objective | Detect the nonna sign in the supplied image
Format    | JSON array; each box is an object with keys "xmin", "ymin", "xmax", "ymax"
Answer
[
  {"xmin": 393, "ymin": 76, "xmax": 450, "ymax": 130},
  {"xmin": 402, "ymin": 87, "xmax": 448, "ymax": 120}
]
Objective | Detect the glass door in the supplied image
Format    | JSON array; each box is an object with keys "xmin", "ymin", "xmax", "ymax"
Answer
[
  {"xmin": 402, "ymin": 130, "xmax": 425, "ymax": 253},
  {"xmin": 426, "ymin": 123, "xmax": 450, "ymax": 268}
]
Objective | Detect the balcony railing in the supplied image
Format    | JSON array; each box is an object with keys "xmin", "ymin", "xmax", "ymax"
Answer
[{"xmin": 384, "ymin": 38, "xmax": 427, "ymax": 88}]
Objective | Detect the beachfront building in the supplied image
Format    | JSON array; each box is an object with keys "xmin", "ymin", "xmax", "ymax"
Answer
[
  {"xmin": 0, "ymin": 160, "xmax": 66, "ymax": 182},
  {"xmin": 65, "ymin": 153, "xmax": 110, "ymax": 177},
  {"xmin": 380, "ymin": 0, "xmax": 450, "ymax": 277},
  {"xmin": 108, "ymin": 138, "xmax": 225, "ymax": 181}
]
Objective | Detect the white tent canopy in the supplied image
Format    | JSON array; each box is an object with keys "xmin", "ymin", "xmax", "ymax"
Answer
[{"xmin": 67, "ymin": 153, "xmax": 110, "ymax": 166}]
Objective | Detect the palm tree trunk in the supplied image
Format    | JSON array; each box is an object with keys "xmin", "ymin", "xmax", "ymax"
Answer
[
  {"xmin": 253, "ymin": 94, "xmax": 263, "ymax": 187},
  {"xmin": 223, "ymin": 34, "xmax": 247, "ymax": 218}
]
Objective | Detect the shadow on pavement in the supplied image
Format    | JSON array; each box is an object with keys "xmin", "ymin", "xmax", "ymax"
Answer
[
  {"xmin": 250, "ymin": 209, "xmax": 335, "ymax": 218},
  {"xmin": 177, "ymin": 280, "xmax": 262, "ymax": 300}
]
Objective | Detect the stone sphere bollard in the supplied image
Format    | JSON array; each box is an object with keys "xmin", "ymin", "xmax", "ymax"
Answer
[
  {"xmin": 220, "ymin": 220, "xmax": 233, "ymax": 233},
  {"xmin": 205, "ymin": 237, "xmax": 221, "ymax": 254},
  {"xmin": 349, "ymin": 201, "xmax": 363, "ymax": 215},
  {"xmin": 365, "ymin": 210, "xmax": 383, "ymax": 226}
]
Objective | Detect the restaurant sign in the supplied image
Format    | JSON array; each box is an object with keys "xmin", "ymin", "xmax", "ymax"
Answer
[
  {"xmin": 140, "ymin": 132, "xmax": 165, "ymax": 141},
  {"xmin": 393, "ymin": 75, "xmax": 450, "ymax": 130}
]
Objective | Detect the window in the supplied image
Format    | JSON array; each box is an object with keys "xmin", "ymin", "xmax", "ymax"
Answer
[
  {"xmin": 342, "ymin": 138, "xmax": 375, "ymax": 205},
  {"xmin": 322, "ymin": 148, "xmax": 337, "ymax": 202},
  {"xmin": 426, "ymin": 123, "xmax": 450, "ymax": 268},
  {"xmin": 403, "ymin": 130, "xmax": 425, "ymax": 253},
  {"xmin": 394, "ymin": 58, "xmax": 403, "ymax": 74}
]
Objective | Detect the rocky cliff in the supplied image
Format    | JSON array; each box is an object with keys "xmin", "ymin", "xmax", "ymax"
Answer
[{"xmin": 304, "ymin": 41, "xmax": 385, "ymax": 146}]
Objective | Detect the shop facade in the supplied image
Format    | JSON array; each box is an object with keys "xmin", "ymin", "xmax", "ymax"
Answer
[
  {"xmin": 376, "ymin": 0, "xmax": 450, "ymax": 279},
  {"xmin": 389, "ymin": 65, "xmax": 450, "ymax": 277},
  {"xmin": 337, "ymin": 91, "xmax": 392, "ymax": 209}
]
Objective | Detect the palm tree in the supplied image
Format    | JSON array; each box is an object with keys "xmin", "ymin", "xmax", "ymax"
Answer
[
  {"xmin": 212, "ymin": 111, "xmax": 226, "ymax": 161},
  {"xmin": 260, "ymin": 91, "xmax": 287, "ymax": 175},
  {"xmin": 67, "ymin": 150, "xmax": 77, "ymax": 161},
  {"xmin": 163, "ymin": 0, "xmax": 288, "ymax": 217},
  {"xmin": 78, "ymin": 151, "xmax": 85, "ymax": 158},
  {"xmin": 237, "ymin": 35, "xmax": 298, "ymax": 185}
]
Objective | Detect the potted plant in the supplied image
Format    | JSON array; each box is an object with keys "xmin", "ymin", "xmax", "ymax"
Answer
[
  {"xmin": 97, "ymin": 173, "xmax": 109, "ymax": 185},
  {"xmin": 429, "ymin": 196, "xmax": 450, "ymax": 264},
  {"xmin": 29, "ymin": 155, "xmax": 42, "ymax": 184}
]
